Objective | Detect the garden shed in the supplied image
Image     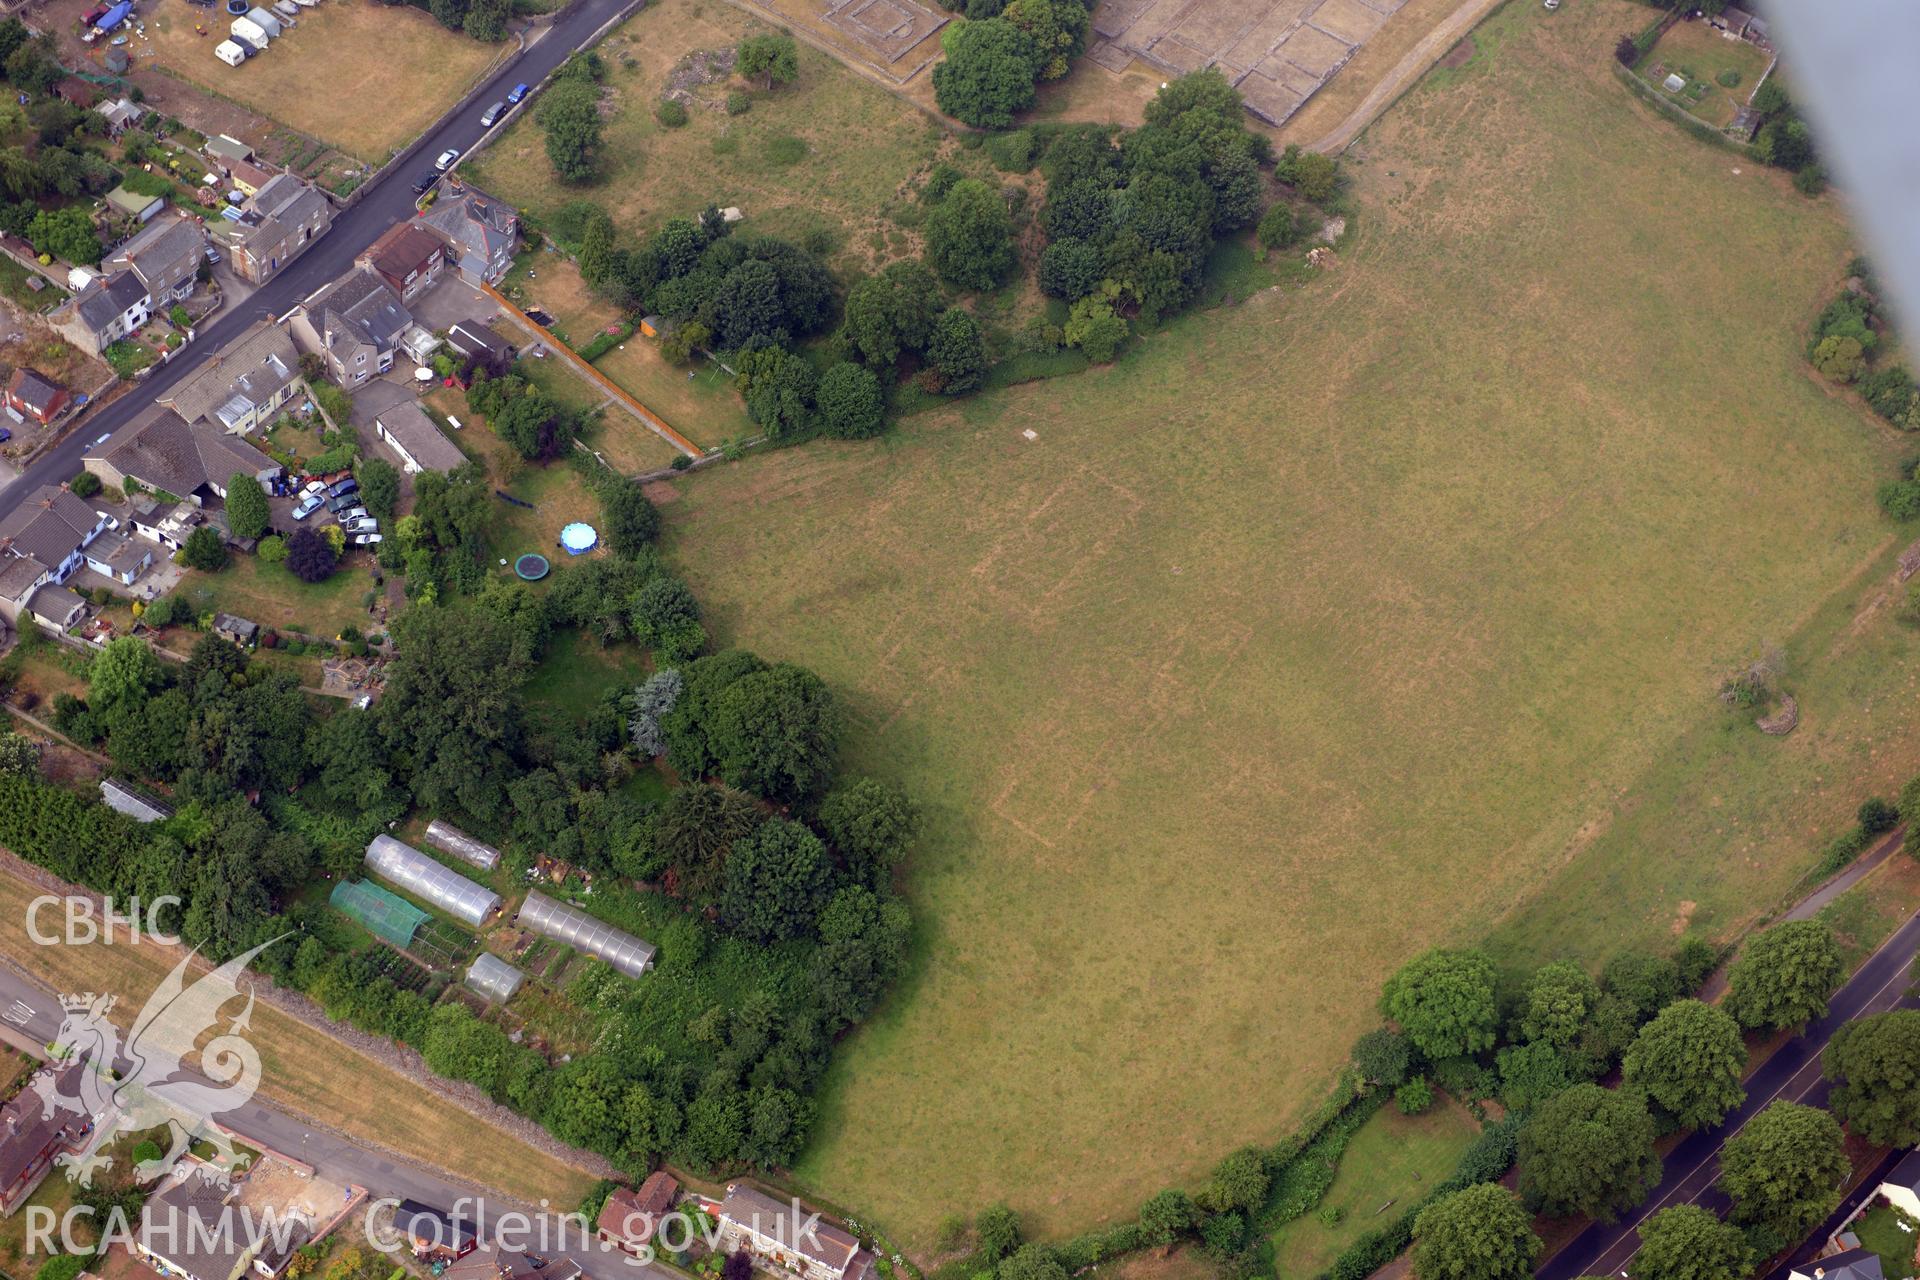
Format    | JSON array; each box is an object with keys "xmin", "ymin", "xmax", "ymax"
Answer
[
  {"xmin": 518, "ymin": 891, "xmax": 656, "ymax": 978},
  {"xmin": 330, "ymin": 878, "xmax": 429, "ymax": 947},
  {"xmin": 364, "ymin": 834, "xmax": 502, "ymax": 926},
  {"xmin": 464, "ymin": 952, "xmax": 523, "ymax": 1002}
]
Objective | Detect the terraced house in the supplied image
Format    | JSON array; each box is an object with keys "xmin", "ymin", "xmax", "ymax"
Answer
[{"xmin": 157, "ymin": 321, "xmax": 303, "ymax": 436}]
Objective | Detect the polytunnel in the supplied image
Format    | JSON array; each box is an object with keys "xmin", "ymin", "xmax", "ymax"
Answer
[
  {"xmin": 517, "ymin": 891, "xmax": 657, "ymax": 978},
  {"xmin": 424, "ymin": 819, "xmax": 502, "ymax": 872},
  {"xmin": 364, "ymin": 834, "xmax": 502, "ymax": 926},
  {"xmin": 464, "ymin": 952, "xmax": 524, "ymax": 1001}
]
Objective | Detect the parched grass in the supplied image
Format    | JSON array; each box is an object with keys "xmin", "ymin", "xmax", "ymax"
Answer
[
  {"xmin": 590, "ymin": 342, "xmax": 749, "ymax": 455},
  {"xmin": 144, "ymin": 0, "xmax": 498, "ymax": 160},
  {"xmin": 1268, "ymin": 1100, "xmax": 1480, "ymax": 1275},
  {"xmin": 463, "ymin": 0, "xmax": 971, "ymax": 279},
  {"xmin": 0, "ymin": 868, "xmax": 598, "ymax": 1208},
  {"xmin": 656, "ymin": 0, "xmax": 1906, "ymax": 1248}
]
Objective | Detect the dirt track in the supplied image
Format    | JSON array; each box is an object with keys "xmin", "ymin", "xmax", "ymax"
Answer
[{"xmin": 1307, "ymin": 0, "xmax": 1512, "ymax": 152}]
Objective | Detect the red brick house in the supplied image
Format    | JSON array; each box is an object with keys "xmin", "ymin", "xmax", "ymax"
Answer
[
  {"xmin": 596, "ymin": 1172, "xmax": 680, "ymax": 1257},
  {"xmin": 4, "ymin": 368, "xmax": 70, "ymax": 427}
]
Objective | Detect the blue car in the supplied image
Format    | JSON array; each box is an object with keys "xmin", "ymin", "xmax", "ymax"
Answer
[{"xmin": 507, "ymin": 82, "xmax": 529, "ymax": 104}]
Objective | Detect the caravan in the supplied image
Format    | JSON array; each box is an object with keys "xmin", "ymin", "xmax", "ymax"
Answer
[
  {"xmin": 214, "ymin": 38, "xmax": 248, "ymax": 64},
  {"xmin": 229, "ymin": 16, "xmax": 268, "ymax": 47}
]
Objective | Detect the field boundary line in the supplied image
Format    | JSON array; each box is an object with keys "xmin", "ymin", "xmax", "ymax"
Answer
[
  {"xmin": 480, "ymin": 280, "xmax": 704, "ymax": 458},
  {"xmin": 1306, "ymin": 0, "xmax": 1514, "ymax": 153}
]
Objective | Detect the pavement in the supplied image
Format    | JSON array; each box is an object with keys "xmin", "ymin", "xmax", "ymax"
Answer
[
  {"xmin": 1539, "ymin": 902, "xmax": 1920, "ymax": 1279},
  {"xmin": 0, "ymin": 0, "xmax": 640, "ymax": 519},
  {"xmin": 0, "ymin": 958, "xmax": 677, "ymax": 1280}
]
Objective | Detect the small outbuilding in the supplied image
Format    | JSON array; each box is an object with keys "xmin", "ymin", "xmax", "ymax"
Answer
[
  {"xmin": 212, "ymin": 612, "xmax": 260, "ymax": 646},
  {"xmin": 424, "ymin": 819, "xmax": 502, "ymax": 871},
  {"xmin": 1662, "ymin": 72, "xmax": 1686, "ymax": 93},
  {"xmin": 105, "ymin": 185, "xmax": 166, "ymax": 224},
  {"xmin": 100, "ymin": 777, "xmax": 172, "ymax": 823},
  {"xmin": 464, "ymin": 953, "xmax": 523, "ymax": 1002}
]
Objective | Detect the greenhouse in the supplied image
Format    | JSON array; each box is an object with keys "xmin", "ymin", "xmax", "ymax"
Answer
[
  {"xmin": 518, "ymin": 891, "xmax": 657, "ymax": 978},
  {"xmin": 464, "ymin": 952, "xmax": 524, "ymax": 1002},
  {"xmin": 330, "ymin": 879, "xmax": 429, "ymax": 948},
  {"xmin": 424, "ymin": 820, "xmax": 502, "ymax": 872},
  {"xmin": 364, "ymin": 835, "xmax": 502, "ymax": 926}
]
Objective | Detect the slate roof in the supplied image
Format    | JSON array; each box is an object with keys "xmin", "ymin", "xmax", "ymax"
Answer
[
  {"xmin": 441, "ymin": 1245, "xmax": 578, "ymax": 1280},
  {"xmin": 205, "ymin": 133, "xmax": 254, "ymax": 165},
  {"xmin": 90, "ymin": 403, "xmax": 276, "ymax": 498},
  {"xmin": 0, "ymin": 485, "xmax": 102, "ymax": 567},
  {"xmin": 0, "ymin": 1063, "xmax": 89, "ymax": 1189},
  {"xmin": 420, "ymin": 187, "xmax": 517, "ymax": 263},
  {"xmin": 74, "ymin": 271, "xmax": 149, "ymax": 332},
  {"xmin": 309, "ymin": 268, "xmax": 413, "ymax": 353},
  {"xmin": 1795, "ymin": 1248, "xmax": 1885, "ymax": 1280},
  {"xmin": 160, "ymin": 321, "xmax": 299, "ymax": 430},
  {"xmin": 7, "ymin": 367, "xmax": 65, "ymax": 416},
  {"xmin": 139, "ymin": 1167, "xmax": 256, "ymax": 1280},
  {"xmin": 111, "ymin": 216, "xmax": 204, "ymax": 290},
  {"xmin": 26, "ymin": 583, "xmax": 86, "ymax": 625},
  {"xmin": 1885, "ymin": 1147, "xmax": 1920, "ymax": 1192},
  {"xmin": 377, "ymin": 400, "xmax": 464, "ymax": 471},
  {"xmin": 0, "ymin": 554, "xmax": 48, "ymax": 602}
]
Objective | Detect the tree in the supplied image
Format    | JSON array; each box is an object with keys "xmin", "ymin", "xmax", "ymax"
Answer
[
  {"xmin": 652, "ymin": 781, "xmax": 761, "ymax": 897},
  {"xmin": 1517, "ymin": 1083, "xmax": 1660, "ymax": 1221},
  {"xmin": 997, "ymin": 1245, "xmax": 1065, "ymax": 1280},
  {"xmin": 842, "ymin": 262, "xmax": 941, "ymax": 369},
  {"xmin": 1622, "ymin": 1000, "xmax": 1746, "ymax": 1131},
  {"xmin": 1410, "ymin": 1184, "xmax": 1539, "ymax": 1280},
  {"xmin": 818, "ymin": 777, "xmax": 918, "ymax": 884},
  {"xmin": 354, "ymin": 458, "xmax": 400, "ymax": 521},
  {"xmin": 926, "ymin": 308, "xmax": 987, "ymax": 394},
  {"xmin": 88, "ymin": 637, "xmax": 164, "ymax": 730},
  {"xmin": 1396, "ymin": 1076, "xmax": 1433, "ymax": 1114},
  {"xmin": 815, "ymin": 362, "xmax": 885, "ymax": 440},
  {"xmin": 706, "ymin": 663, "xmax": 840, "ymax": 802},
  {"xmin": 736, "ymin": 347, "xmax": 818, "ymax": 441},
  {"xmin": 537, "ymin": 78, "xmax": 603, "ymax": 183},
  {"xmin": 736, "ymin": 33, "xmax": 798, "ymax": 90},
  {"xmin": 0, "ymin": 732, "xmax": 38, "ymax": 780},
  {"xmin": 1728, "ymin": 919, "xmax": 1843, "ymax": 1031},
  {"xmin": 600, "ymin": 478, "xmax": 659, "ymax": 554},
  {"xmin": 975, "ymin": 1204, "xmax": 1021, "ymax": 1263},
  {"xmin": 1496, "ymin": 1042, "xmax": 1574, "ymax": 1112},
  {"xmin": 1256, "ymin": 202, "xmax": 1300, "ymax": 250},
  {"xmin": 1823, "ymin": 1009, "xmax": 1920, "ymax": 1146},
  {"xmin": 631, "ymin": 574, "xmax": 704, "ymax": 661},
  {"xmin": 1717, "ymin": 1100, "xmax": 1847, "ymax": 1247},
  {"xmin": 1277, "ymin": 145, "xmax": 1339, "ymax": 202},
  {"xmin": 180, "ymin": 524, "xmax": 228, "ymax": 572},
  {"xmin": 27, "ymin": 205, "xmax": 98, "ymax": 265},
  {"xmin": 462, "ymin": 0, "xmax": 509, "ymax": 40},
  {"xmin": 1202, "ymin": 1147, "xmax": 1267, "ymax": 1215},
  {"xmin": 1518, "ymin": 960, "xmax": 1600, "ymax": 1048},
  {"xmin": 1813, "ymin": 334, "xmax": 1865, "ymax": 382},
  {"xmin": 1064, "ymin": 296, "xmax": 1126, "ymax": 363},
  {"xmin": 284, "ymin": 527, "xmax": 337, "ymax": 583},
  {"xmin": 932, "ymin": 19, "xmax": 1038, "ymax": 129},
  {"xmin": 1630, "ymin": 1205, "xmax": 1752, "ymax": 1280},
  {"xmin": 1380, "ymin": 948, "xmax": 1499, "ymax": 1060},
  {"xmin": 1002, "ymin": 0, "xmax": 1086, "ymax": 80},
  {"xmin": 494, "ymin": 390, "xmax": 576, "ymax": 460},
  {"xmin": 225, "ymin": 474, "xmax": 270, "ymax": 542},
  {"xmin": 1351, "ymin": 1027, "xmax": 1413, "ymax": 1089},
  {"xmin": 720, "ymin": 817, "xmax": 835, "ymax": 942},
  {"xmin": 1601, "ymin": 950, "xmax": 1682, "ymax": 1022},
  {"xmin": 925, "ymin": 178, "xmax": 1016, "ymax": 290},
  {"xmin": 69, "ymin": 471, "xmax": 101, "ymax": 498},
  {"xmin": 378, "ymin": 603, "xmax": 530, "ymax": 824}
]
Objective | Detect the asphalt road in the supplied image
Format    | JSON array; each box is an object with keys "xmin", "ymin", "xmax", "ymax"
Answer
[
  {"xmin": 0, "ymin": 0, "xmax": 637, "ymax": 517},
  {"xmin": 1539, "ymin": 906, "xmax": 1920, "ymax": 1279},
  {"xmin": 0, "ymin": 959, "xmax": 678, "ymax": 1280}
]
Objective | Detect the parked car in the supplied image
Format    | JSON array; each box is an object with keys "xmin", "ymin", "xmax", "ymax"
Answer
[
  {"xmin": 333, "ymin": 506, "xmax": 368, "ymax": 524},
  {"xmin": 301, "ymin": 478, "xmax": 326, "ymax": 497},
  {"xmin": 480, "ymin": 101, "xmax": 505, "ymax": 127},
  {"xmin": 326, "ymin": 478, "xmax": 357, "ymax": 498},
  {"xmin": 204, "ymin": 245, "xmax": 221, "ymax": 264},
  {"xmin": 326, "ymin": 494, "xmax": 360, "ymax": 514},
  {"xmin": 344, "ymin": 517, "xmax": 378, "ymax": 533},
  {"xmin": 411, "ymin": 169, "xmax": 439, "ymax": 195},
  {"xmin": 434, "ymin": 148, "xmax": 460, "ymax": 171},
  {"xmin": 291, "ymin": 494, "xmax": 323, "ymax": 520},
  {"xmin": 352, "ymin": 533, "xmax": 383, "ymax": 546},
  {"xmin": 507, "ymin": 82, "xmax": 529, "ymax": 104}
]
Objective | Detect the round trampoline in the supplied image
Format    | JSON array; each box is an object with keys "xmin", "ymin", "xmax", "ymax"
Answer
[
  {"xmin": 225, "ymin": 0, "xmax": 246, "ymax": 13},
  {"xmin": 514, "ymin": 553, "xmax": 550, "ymax": 580},
  {"xmin": 559, "ymin": 523, "xmax": 598, "ymax": 555}
]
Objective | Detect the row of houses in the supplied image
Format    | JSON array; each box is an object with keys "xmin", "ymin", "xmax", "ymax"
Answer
[
  {"xmin": 591, "ymin": 1176, "xmax": 873, "ymax": 1280},
  {"xmin": 54, "ymin": 211, "xmax": 208, "ymax": 357}
]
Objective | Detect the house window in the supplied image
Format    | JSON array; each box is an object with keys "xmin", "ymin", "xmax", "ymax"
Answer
[{"xmin": 355, "ymin": 353, "xmax": 366, "ymax": 365}]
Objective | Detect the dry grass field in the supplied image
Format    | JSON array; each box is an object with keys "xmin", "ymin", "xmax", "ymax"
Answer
[
  {"xmin": 145, "ymin": 0, "xmax": 499, "ymax": 160},
  {"xmin": 656, "ymin": 0, "xmax": 1919, "ymax": 1247},
  {"xmin": 463, "ymin": 0, "xmax": 987, "ymax": 280},
  {"xmin": 0, "ymin": 869, "xmax": 599, "ymax": 1206}
]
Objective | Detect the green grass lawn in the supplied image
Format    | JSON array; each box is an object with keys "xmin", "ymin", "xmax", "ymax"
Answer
[
  {"xmin": 1268, "ymin": 1101, "xmax": 1481, "ymax": 1275},
  {"xmin": 178, "ymin": 553, "xmax": 375, "ymax": 639},
  {"xmin": 1638, "ymin": 19, "xmax": 1772, "ymax": 126},
  {"xmin": 1855, "ymin": 1204, "xmax": 1918, "ymax": 1280},
  {"xmin": 523, "ymin": 627, "xmax": 652, "ymax": 721},
  {"xmin": 657, "ymin": 0, "xmax": 1907, "ymax": 1247},
  {"xmin": 462, "ymin": 0, "xmax": 987, "ymax": 281}
]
